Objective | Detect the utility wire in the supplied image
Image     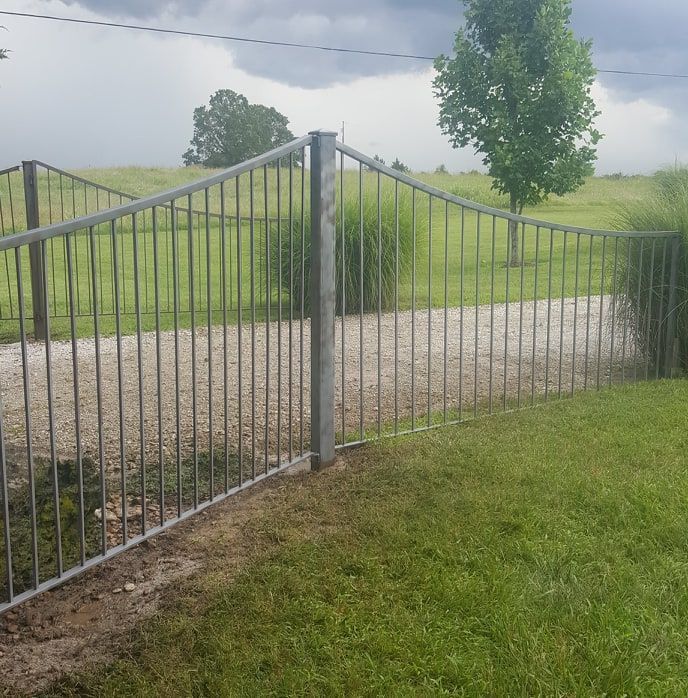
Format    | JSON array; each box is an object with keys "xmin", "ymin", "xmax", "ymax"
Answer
[{"xmin": 2, "ymin": 9, "xmax": 688, "ymax": 80}]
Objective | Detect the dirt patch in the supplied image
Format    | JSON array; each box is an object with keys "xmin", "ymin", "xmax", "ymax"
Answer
[{"xmin": 0, "ymin": 459, "xmax": 323, "ymax": 696}]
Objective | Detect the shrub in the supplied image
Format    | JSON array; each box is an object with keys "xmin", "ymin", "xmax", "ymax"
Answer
[
  {"xmin": 270, "ymin": 186, "xmax": 419, "ymax": 317},
  {"xmin": 615, "ymin": 166, "xmax": 688, "ymax": 372}
]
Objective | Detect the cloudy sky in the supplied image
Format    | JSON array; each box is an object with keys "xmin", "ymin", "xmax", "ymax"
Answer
[{"xmin": 0, "ymin": 0, "xmax": 687, "ymax": 173}]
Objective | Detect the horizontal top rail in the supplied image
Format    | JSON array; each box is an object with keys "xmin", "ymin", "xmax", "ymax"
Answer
[
  {"xmin": 0, "ymin": 165, "xmax": 20, "ymax": 177},
  {"xmin": 0, "ymin": 134, "xmax": 313, "ymax": 252},
  {"xmin": 33, "ymin": 160, "xmax": 138, "ymax": 200},
  {"xmin": 336, "ymin": 141, "xmax": 679, "ymax": 240}
]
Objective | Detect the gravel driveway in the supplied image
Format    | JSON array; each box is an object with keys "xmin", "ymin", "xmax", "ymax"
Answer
[{"xmin": 0, "ymin": 296, "xmax": 631, "ymax": 473}]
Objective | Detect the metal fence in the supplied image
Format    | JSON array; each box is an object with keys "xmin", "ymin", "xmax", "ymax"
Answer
[
  {"xmin": 0, "ymin": 131, "xmax": 680, "ymax": 613},
  {"xmin": 0, "ymin": 160, "xmax": 287, "ymax": 331}
]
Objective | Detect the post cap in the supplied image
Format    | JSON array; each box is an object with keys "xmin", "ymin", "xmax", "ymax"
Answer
[{"xmin": 308, "ymin": 129, "xmax": 339, "ymax": 137}]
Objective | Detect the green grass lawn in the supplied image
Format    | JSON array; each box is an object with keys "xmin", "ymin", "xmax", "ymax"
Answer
[
  {"xmin": 51, "ymin": 379, "xmax": 688, "ymax": 696},
  {"xmin": 0, "ymin": 167, "xmax": 661, "ymax": 342}
]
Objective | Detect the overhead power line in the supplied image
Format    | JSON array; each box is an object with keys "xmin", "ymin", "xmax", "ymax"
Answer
[{"xmin": 2, "ymin": 9, "xmax": 688, "ymax": 80}]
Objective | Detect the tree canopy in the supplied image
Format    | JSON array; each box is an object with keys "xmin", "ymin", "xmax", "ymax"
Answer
[
  {"xmin": 183, "ymin": 89, "xmax": 296, "ymax": 168},
  {"xmin": 434, "ymin": 0, "xmax": 601, "ymax": 263}
]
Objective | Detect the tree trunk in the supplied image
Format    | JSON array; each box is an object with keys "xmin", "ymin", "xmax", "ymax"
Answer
[{"xmin": 508, "ymin": 193, "xmax": 520, "ymax": 267}]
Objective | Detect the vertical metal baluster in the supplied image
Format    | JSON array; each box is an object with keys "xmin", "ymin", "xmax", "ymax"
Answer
[
  {"xmin": 111, "ymin": 220, "xmax": 127, "ymax": 543},
  {"xmin": 250, "ymin": 171, "xmax": 257, "ymax": 477},
  {"xmin": 411, "ymin": 187, "xmax": 416, "ymax": 430},
  {"xmin": 273, "ymin": 166, "xmax": 280, "ymax": 469},
  {"xmin": 517, "ymin": 223, "xmax": 526, "ymax": 407},
  {"xmin": 188, "ymin": 197, "xmax": 198, "ymax": 507},
  {"xmin": 459, "ymin": 207, "xmax": 465, "ymax": 421},
  {"xmin": 0, "ymin": 183, "xmax": 11, "ymax": 318},
  {"xmin": 236, "ymin": 178, "xmax": 244, "ymax": 485},
  {"xmin": 621, "ymin": 238, "xmax": 632, "ymax": 384},
  {"xmin": 4, "ymin": 175, "xmax": 16, "ymax": 318},
  {"xmin": 197, "ymin": 212, "xmax": 202, "ymax": 313},
  {"xmin": 633, "ymin": 240, "xmax": 644, "ymax": 382},
  {"xmin": 88, "ymin": 228, "xmax": 106, "ymax": 555},
  {"xmin": 644, "ymin": 239, "xmax": 656, "ymax": 381},
  {"xmin": 503, "ymin": 220, "xmax": 511, "ymax": 412},
  {"xmin": 299, "ymin": 147, "xmax": 306, "ymax": 455},
  {"xmin": 228, "ymin": 211, "xmax": 234, "ymax": 313},
  {"xmin": 142, "ymin": 208, "xmax": 149, "ymax": 314},
  {"xmin": 571, "ymin": 233, "xmax": 581, "ymax": 396},
  {"xmin": 171, "ymin": 201, "xmax": 182, "ymax": 514},
  {"xmin": 531, "ymin": 226, "xmax": 540, "ymax": 405},
  {"xmin": 394, "ymin": 180, "xmax": 400, "ymax": 434},
  {"xmin": 166, "ymin": 206, "xmax": 171, "ymax": 313},
  {"xmin": 205, "ymin": 190, "xmax": 214, "ymax": 500},
  {"xmin": 96, "ymin": 189, "xmax": 104, "ymax": 312},
  {"xmin": 15, "ymin": 248, "xmax": 41, "ymax": 582},
  {"xmin": 596, "ymin": 236, "xmax": 607, "ymax": 390},
  {"xmin": 426, "ymin": 194, "xmax": 432, "ymax": 428},
  {"xmin": 341, "ymin": 151, "xmax": 347, "ymax": 443},
  {"xmin": 220, "ymin": 186, "xmax": 229, "ymax": 490},
  {"xmin": 258, "ymin": 219, "xmax": 264, "ymax": 310},
  {"xmin": 120, "ymin": 196, "xmax": 127, "ymax": 315},
  {"xmin": 263, "ymin": 167, "xmax": 271, "ymax": 473},
  {"xmin": 443, "ymin": 201, "xmax": 449, "ymax": 424},
  {"xmin": 544, "ymin": 229, "xmax": 554, "ymax": 401},
  {"xmin": 84, "ymin": 186, "xmax": 93, "ymax": 313},
  {"xmin": 107, "ymin": 192, "xmax": 115, "ymax": 314},
  {"xmin": 378, "ymin": 173, "xmax": 383, "ymax": 437},
  {"xmin": 72, "ymin": 181, "xmax": 81, "ymax": 312},
  {"xmin": 558, "ymin": 231, "xmax": 567, "ymax": 399},
  {"xmin": 474, "ymin": 212, "xmax": 480, "ymax": 418},
  {"xmin": 289, "ymin": 154, "xmax": 294, "ymax": 460},
  {"xmin": 61, "ymin": 178, "xmax": 68, "ymax": 312},
  {"xmin": 488, "ymin": 216, "xmax": 496, "ymax": 414},
  {"xmin": 609, "ymin": 237, "xmax": 620, "ymax": 386},
  {"xmin": 655, "ymin": 238, "xmax": 669, "ymax": 379},
  {"xmin": 47, "ymin": 170, "xmax": 58, "ymax": 313},
  {"xmin": 39, "ymin": 239, "xmax": 63, "ymax": 576},
  {"xmin": 133, "ymin": 213, "xmax": 147, "ymax": 529},
  {"xmin": 0, "ymin": 381, "xmax": 11, "ymax": 601},
  {"xmin": 359, "ymin": 162, "xmax": 364, "ymax": 440},
  {"xmin": 584, "ymin": 237, "xmax": 594, "ymax": 390},
  {"xmin": 153, "ymin": 208, "xmax": 165, "ymax": 521}
]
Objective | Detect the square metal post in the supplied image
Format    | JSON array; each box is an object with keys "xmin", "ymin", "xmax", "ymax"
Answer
[
  {"xmin": 22, "ymin": 160, "xmax": 47, "ymax": 341},
  {"xmin": 309, "ymin": 130, "xmax": 337, "ymax": 470}
]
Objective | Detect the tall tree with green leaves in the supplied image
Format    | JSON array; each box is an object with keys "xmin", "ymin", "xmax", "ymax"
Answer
[
  {"xmin": 434, "ymin": 0, "xmax": 601, "ymax": 265},
  {"xmin": 183, "ymin": 89, "xmax": 297, "ymax": 167}
]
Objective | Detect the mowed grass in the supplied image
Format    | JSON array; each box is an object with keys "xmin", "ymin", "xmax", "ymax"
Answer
[
  {"xmin": 51, "ymin": 379, "xmax": 688, "ymax": 696},
  {"xmin": 0, "ymin": 167, "xmax": 657, "ymax": 342}
]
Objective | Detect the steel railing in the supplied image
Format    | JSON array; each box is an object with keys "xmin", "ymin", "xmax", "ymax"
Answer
[
  {"xmin": 0, "ymin": 131, "xmax": 681, "ymax": 613},
  {"xmin": 0, "ymin": 161, "xmax": 291, "ymax": 326},
  {"xmin": 0, "ymin": 134, "xmax": 319, "ymax": 612},
  {"xmin": 332, "ymin": 141, "xmax": 680, "ymax": 448}
]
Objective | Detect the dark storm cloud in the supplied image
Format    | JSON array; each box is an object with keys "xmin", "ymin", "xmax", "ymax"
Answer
[
  {"xmin": 63, "ymin": 0, "xmax": 459, "ymax": 85},
  {"xmin": 571, "ymin": 0, "xmax": 688, "ymax": 104},
  {"xmin": 64, "ymin": 0, "xmax": 687, "ymax": 100}
]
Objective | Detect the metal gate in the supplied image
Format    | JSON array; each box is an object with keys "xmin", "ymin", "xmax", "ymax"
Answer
[{"xmin": 0, "ymin": 131, "xmax": 680, "ymax": 613}]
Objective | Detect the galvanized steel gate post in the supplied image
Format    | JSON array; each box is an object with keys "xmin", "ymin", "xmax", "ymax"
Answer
[
  {"xmin": 309, "ymin": 130, "xmax": 337, "ymax": 470},
  {"xmin": 22, "ymin": 160, "xmax": 47, "ymax": 341}
]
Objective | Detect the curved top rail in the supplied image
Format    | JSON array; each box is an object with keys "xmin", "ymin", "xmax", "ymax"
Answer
[
  {"xmin": 0, "ymin": 165, "xmax": 20, "ymax": 177},
  {"xmin": 33, "ymin": 160, "xmax": 138, "ymax": 201},
  {"xmin": 0, "ymin": 135, "xmax": 313, "ymax": 252},
  {"xmin": 337, "ymin": 141, "xmax": 679, "ymax": 239}
]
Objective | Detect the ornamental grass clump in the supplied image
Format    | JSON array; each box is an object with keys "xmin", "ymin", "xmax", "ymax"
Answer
[
  {"xmin": 271, "ymin": 184, "xmax": 420, "ymax": 317},
  {"xmin": 615, "ymin": 166, "xmax": 688, "ymax": 373}
]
